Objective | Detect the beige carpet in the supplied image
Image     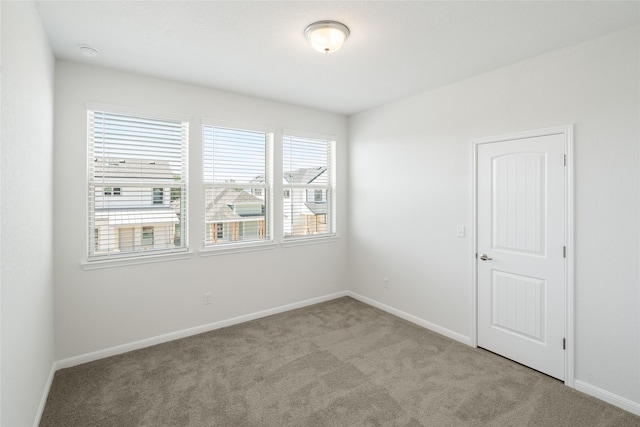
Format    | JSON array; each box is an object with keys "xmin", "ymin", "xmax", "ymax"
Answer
[{"xmin": 40, "ymin": 297, "xmax": 640, "ymax": 426}]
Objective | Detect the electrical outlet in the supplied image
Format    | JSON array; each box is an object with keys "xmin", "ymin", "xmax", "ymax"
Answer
[
  {"xmin": 203, "ymin": 292, "xmax": 212, "ymax": 305},
  {"xmin": 383, "ymin": 277, "xmax": 390, "ymax": 289}
]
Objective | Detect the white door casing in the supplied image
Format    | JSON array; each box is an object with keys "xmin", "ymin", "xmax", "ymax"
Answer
[{"xmin": 474, "ymin": 126, "xmax": 572, "ymax": 381}]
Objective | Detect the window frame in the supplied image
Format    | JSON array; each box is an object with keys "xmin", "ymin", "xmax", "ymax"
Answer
[
  {"xmin": 200, "ymin": 119, "xmax": 276, "ymax": 255},
  {"xmin": 83, "ymin": 103, "xmax": 192, "ymax": 270}
]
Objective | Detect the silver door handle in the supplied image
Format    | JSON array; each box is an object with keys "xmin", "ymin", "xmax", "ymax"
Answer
[{"xmin": 479, "ymin": 254, "xmax": 493, "ymax": 261}]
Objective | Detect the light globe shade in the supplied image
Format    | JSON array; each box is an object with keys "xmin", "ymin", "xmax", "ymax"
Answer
[{"xmin": 304, "ymin": 21, "xmax": 350, "ymax": 54}]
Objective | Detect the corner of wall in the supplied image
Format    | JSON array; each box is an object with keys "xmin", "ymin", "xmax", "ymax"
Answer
[{"xmin": 1, "ymin": 1, "xmax": 56, "ymax": 426}]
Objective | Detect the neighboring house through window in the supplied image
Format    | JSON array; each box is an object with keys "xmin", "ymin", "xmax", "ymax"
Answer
[
  {"xmin": 283, "ymin": 134, "xmax": 335, "ymax": 238},
  {"xmin": 203, "ymin": 123, "xmax": 272, "ymax": 247},
  {"xmin": 87, "ymin": 108, "xmax": 189, "ymax": 260}
]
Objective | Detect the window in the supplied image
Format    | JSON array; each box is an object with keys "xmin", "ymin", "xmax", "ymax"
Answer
[
  {"xmin": 142, "ymin": 226, "xmax": 154, "ymax": 246},
  {"xmin": 87, "ymin": 109, "xmax": 189, "ymax": 260},
  {"xmin": 153, "ymin": 188, "xmax": 164, "ymax": 204},
  {"xmin": 203, "ymin": 124, "xmax": 272, "ymax": 247},
  {"xmin": 104, "ymin": 187, "xmax": 121, "ymax": 196},
  {"xmin": 283, "ymin": 134, "xmax": 335, "ymax": 238}
]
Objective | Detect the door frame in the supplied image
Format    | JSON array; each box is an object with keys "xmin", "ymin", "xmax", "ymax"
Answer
[{"xmin": 470, "ymin": 124, "xmax": 574, "ymax": 387}]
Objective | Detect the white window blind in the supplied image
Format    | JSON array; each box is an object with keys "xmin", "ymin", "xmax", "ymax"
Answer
[
  {"xmin": 203, "ymin": 125, "xmax": 272, "ymax": 247},
  {"xmin": 283, "ymin": 134, "xmax": 335, "ymax": 238},
  {"xmin": 88, "ymin": 110, "xmax": 189, "ymax": 260}
]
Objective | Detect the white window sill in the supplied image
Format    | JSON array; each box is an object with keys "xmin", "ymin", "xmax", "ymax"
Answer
[
  {"xmin": 82, "ymin": 250, "xmax": 194, "ymax": 271},
  {"xmin": 199, "ymin": 241, "xmax": 277, "ymax": 256},
  {"xmin": 281, "ymin": 234, "xmax": 339, "ymax": 248}
]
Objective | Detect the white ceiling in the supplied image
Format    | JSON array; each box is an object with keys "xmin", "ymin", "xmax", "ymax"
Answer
[{"xmin": 36, "ymin": 1, "xmax": 639, "ymax": 115}]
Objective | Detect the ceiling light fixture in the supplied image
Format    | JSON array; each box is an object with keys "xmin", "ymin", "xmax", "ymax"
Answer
[
  {"xmin": 79, "ymin": 45, "xmax": 99, "ymax": 58},
  {"xmin": 304, "ymin": 20, "xmax": 350, "ymax": 54}
]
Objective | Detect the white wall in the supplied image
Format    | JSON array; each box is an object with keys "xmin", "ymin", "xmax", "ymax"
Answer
[
  {"xmin": 53, "ymin": 61, "xmax": 348, "ymax": 361},
  {"xmin": 348, "ymin": 26, "xmax": 639, "ymax": 407},
  {"xmin": 1, "ymin": 2, "xmax": 56, "ymax": 426}
]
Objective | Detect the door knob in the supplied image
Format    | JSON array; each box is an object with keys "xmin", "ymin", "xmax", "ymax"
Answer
[{"xmin": 479, "ymin": 253, "xmax": 493, "ymax": 261}]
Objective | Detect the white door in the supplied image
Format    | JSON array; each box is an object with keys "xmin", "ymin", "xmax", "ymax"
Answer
[{"xmin": 477, "ymin": 131, "xmax": 566, "ymax": 380}]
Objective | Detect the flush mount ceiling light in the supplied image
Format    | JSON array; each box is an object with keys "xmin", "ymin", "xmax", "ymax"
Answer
[
  {"xmin": 79, "ymin": 45, "xmax": 99, "ymax": 58},
  {"xmin": 304, "ymin": 20, "xmax": 350, "ymax": 54}
]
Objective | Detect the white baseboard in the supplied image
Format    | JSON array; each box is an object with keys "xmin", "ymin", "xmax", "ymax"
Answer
[
  {"xmin": 346, "ymin": 291, "xmax": 472, "ymax": 346},
  {"xmin": 574, "ymin": 380, "xmax": 640, "ymax": 416},
  {"xmin": 46, "ymin": 291, "xmax": 640, "ymax": 420},
  {"xmin": 56, "ymin": 291, "xmax": 348, "ymax": 370},
  {"xmin": 347, "ymin": 292, "xmax": 640, "ymax": 417},
  {"xmin": 33, "ymin": 362, "xmax": 56, "ymax": 427}
]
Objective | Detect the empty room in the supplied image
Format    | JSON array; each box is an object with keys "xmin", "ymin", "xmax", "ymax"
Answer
[{"xmin": 1, "ymin": 1, "xmax": 639, "ymax": 426}]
